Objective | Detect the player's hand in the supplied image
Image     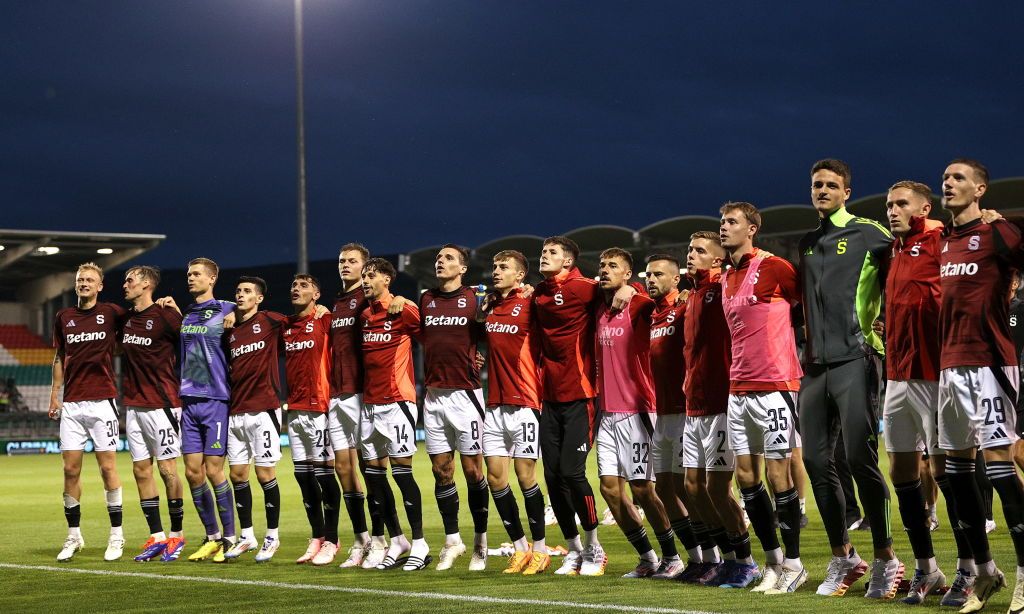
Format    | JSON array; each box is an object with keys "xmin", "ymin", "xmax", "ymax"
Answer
[
  {"xmin": 313, "ymin": 304, "xmax": 330, "ymax": 319},
  {"xmin": 388, "ymin": 295, "xmax": 409, "ymax": 315},
  {"xmin": 872, "ymin": 319, "xmax": 885, "ymax": 337},
  {"xmin": 477, "ymin": 292, "xmax": 496, "ymax": 321},
  {"xmin": 156, "ymin": 296, "xmax": 181, "ymax": 314},
  {"xmin": 223, "ymin": 311, "xmax": 236, "ymax": 329},
  {"xmin": 475, "ymin": 351, "xmax": 486, "ymax": 370},
  {"xmin": 519, "ymin": 284, "xmax": 535, "ymax": 298},
  {"xmin": 981, "ymin": 208, "xmax": 1004, "ymax": 223},
  {"xmin": 48, "ymin": 398, "xmax": 62, "ymax": 420},
  {"xmin": 611, "ymin": 284, "xmax": 638, "ymax": 312}
]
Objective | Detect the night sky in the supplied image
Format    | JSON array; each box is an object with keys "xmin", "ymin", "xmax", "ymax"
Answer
[{"xmin": 3, "ymin": 1, "xmax": 1023, "ymax": 268}]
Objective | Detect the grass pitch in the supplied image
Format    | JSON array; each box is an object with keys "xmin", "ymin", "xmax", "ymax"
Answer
[{"xmin": 1, "ymin": 449, "xmax": 1016, "ymax": 613}]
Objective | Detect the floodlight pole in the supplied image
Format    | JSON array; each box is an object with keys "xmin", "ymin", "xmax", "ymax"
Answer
[{"xmin": 295, "ymin": 0, "xmax": 308, "ymax": 274}]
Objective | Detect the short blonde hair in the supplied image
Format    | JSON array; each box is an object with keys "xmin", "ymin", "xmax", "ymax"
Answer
[
  {"xmin": 77, "ymin": 262, "xmax": 103, "ymax": 278},
  {"xmin": 188, "ymin": 257, "xmax": 219, "ymax": 278}
]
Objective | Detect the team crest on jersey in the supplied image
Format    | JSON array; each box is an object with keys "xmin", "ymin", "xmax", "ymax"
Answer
[
  {"xmin": 968, "ymin": 235, "xmax": 981, "ymax": 251},
  {"xmin": 704, "ymin": 291, "xmax": 716, "ymax": 303}
]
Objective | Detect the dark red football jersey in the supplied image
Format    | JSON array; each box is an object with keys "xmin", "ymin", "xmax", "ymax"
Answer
[
  {"xmin": 330, "ymin": 287, "xmax": 367, "ymax": 396},
  {"xmin": 533, "ymin": 267, "xmax": 602, "ymax": 403},
  {"xmin": 419, "ymin": 286, "xmax": 482, "ymax": 390},
  {"xmin": 683, "ymin": 269, "xmax": 731, "ymax": 417},
  {"xmin": 939, "ymin": 218, "xmax": 1023, "ymax": 370},
  {"xmin": 284, "ymin": 312, "xmax": 332, "ymax": 412},
  {"xmin": 228, "ymin": 310, "xmax": 288, "ymax": 414},
  {"xmin": 120, "ymin": 304, "xmax": 182, "ymax": 408},
  {"xmin": 886, "ymin": 216, "xmax": 943, "ymax": 381},
  {"xmin": 483, "ymin": 288, "xmax": 542, "ymax": 409},
  {"xmin": 649, "ymin": 290, "xmax": 686, "ymax": 416},
  {"xmin": 361, "ymin": 293, "xmax": 420, "ymax": 405},
  {"xmin": 53, "ymin": 302, "xmax": 126, "ymax": 403}
]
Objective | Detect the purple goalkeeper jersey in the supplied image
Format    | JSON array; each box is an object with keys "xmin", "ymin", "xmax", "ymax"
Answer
[{"xmin": 179, "ymin": 298, "xmax": 234, "ymax": 400}]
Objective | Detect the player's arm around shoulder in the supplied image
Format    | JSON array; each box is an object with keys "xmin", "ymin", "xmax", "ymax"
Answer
[
  {"xmin": 766, "ymin": 256, "xmax": 801, "ymax": 305},
  {"xmin": 400, "ymin": 302, "xmax": 422, "ymax": 338}
]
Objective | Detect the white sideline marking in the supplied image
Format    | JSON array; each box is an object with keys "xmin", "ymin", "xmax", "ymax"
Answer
[{"xmin": 0, "ymin": 562, "xmax": 720, "ymax": 613}]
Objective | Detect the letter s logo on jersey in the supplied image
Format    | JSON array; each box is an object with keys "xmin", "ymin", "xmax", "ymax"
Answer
[
  {"xmin": 458, "ymin": 297, "xmax": 467, "ymax": 309},
  {"xmin": 146, "ymin": 319, "xmax": 153, "ymax": 330},
  {"xmin": 968, "ymin": 235, "xmax": 981, "ymax": 251},
  {"xmin": 837, "ymin": 239, "xmax": 848, "ymax": 255},
  {"xmin": 910, "ymin": 244, "xmax": 921, "ymax": 257},
  {"xmin": 350, "ymin": 299, "xmax": 357, "ymax": 310},
  {"xmin": 253, "ymin": 323, "xmax": 262, "ymax": 334},
  {"xmin": 305, "ymin": 321, "xmax": 314, "ymax": 333},
  {"xmin": 666, "ymin": 311, "xmax": 675, "ymax": 324},
  {"xmin": 511, "ymin": 304, "xmax": 522, "ymax": 317},
  {"xmin": 553, "ymin": 292, "xmax": 564, "ymax": 306},
  {"xmin": 384, "ymin": 320, "xmax": 393, "ymax": 331},
  {"xmin": 704, "ymin": 291, "xmax": 716, "ymax": 303},
  {"xmin": 96, "ymin": 314, "xmax": 105, "ymax": 325}
]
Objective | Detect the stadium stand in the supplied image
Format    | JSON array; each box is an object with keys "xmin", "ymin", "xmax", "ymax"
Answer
[{"xmin": 0, "ymin": 324, "xmax": 51, "ymax": 413}]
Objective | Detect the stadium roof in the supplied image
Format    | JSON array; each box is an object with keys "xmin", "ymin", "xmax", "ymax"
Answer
[
  {"xmin": 404, "ymin": 176, "xmax": 1024, "ymax": 287},
  {"xmin": 0, "ymin": 229, "xmax": 165, "ymax": 304}
]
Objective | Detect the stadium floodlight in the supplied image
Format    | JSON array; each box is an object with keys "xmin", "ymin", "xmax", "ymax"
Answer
[
  {"xmin": 36, "ymin": 246, "xmax": 60, "ymax": 255},
  {"xmin": 295, "ymin": 0, "xmax": 308, "ymax": 274},
  {"xmin": 0, "ymin": 245, "xmax": 4, "ymax": 251},
  {"xmin": 96, "ymin": 248, "xmax": 113, "ymax": 254}
]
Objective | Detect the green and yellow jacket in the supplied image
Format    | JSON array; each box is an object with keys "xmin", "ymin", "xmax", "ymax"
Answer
[{"xmin": 798, "ymin": 206, "xmax": 892, "ymax": 365}]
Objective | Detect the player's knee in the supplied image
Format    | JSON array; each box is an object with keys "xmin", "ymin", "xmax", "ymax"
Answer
[
  {"xmin": 486, "ymin": 473, "xmax": 505, "ymax": 492},
  {"xmin": 630, "ymin": 481, "xmax": 656, "ymax": 504},
  {"xmin": 132, "ymin": 462, "xmax": 151, "ymax": 481},
  {"xmin": 63, "ymin": 464, "xmax": 81, "ymax": 482},
  {"xmin": 229, "ymin": 467, "xmax": 248, "ymax": 484},
  {"xmin": 799, "ymin": 450, "xmax": 828, "ymax": 477},
  {"xmin": 599, "ymin": 481, "xmax": 618, "ymax": 503},
  {"xmin": 463, "ymin": 467, "xmax": 484, "ymax": 484},
  {"xmin": 184, "ymin": 465, "xmax": 204, "ymax": 485}
]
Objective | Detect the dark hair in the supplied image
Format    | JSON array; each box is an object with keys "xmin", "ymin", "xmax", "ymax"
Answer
[
  {"xmin": 237, "ymin": 276, "xmax": 268, "ymax": 296},
  {"xmin": 889, "ymin": 180, "xmax": 933, "ymax": 201},
  {"xmin": 126, "ymin": 265, "xmax": 161, "ymax": 289},
  {"xmin": 439, "ymin": 244, "xmax": 471, "ymax": 266},
  {"xmin": 339, "ymin": 243, "xmax": 370, "ymax": 261},
  {"xmin": 363, "ymin": 258, "xmax": 396, "ymax": 279},
  {"xmin": 293, "ymin": 273, "xmax": 320, "ymax": 291},
  {"xmin": 948, "ymin": 158, "xmax": 990, "ymax": 185},
  {"xmin": 599, "ymin": 247, "xmax": 633, "ymax": 269},
  {"xmin": 493, "ymin": 250, "xmax": 529, "ymax": 273},
  {"xmin": 543, "ymin": 236, "xmax": 580, "ymax": 262},
  {"xmin": 720, "ymin": 201, "xmax": 762, "ymax": 231},
  {"xmin": 645, "ymin": 253, "xmax": 680, "ymax": 268},
  {"xmin": 811, "ymin": 158, "xmax": 852, "ymax": 189}
]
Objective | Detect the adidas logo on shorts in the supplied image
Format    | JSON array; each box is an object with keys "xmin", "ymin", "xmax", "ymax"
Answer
[
  {"xmin": 633, "ymin": 466, "xmax": 645, "ymax": 476},
  {"xmin": 261, "ymin": 451, "xmax": 273, "ymax": 458},
  {"xmin": 770, "ymin": 434, "xmax": 788, "ymax": 446},
  {"xmin": 161, "ymin": 447, "xmax": 175, "ymax": 456},
  {"xmin": 521, "ymin": 446, "xmax": 534, "ymax": 454},
  {"xmin": 712, "ymin": 456, "xmax": 728, "ymax": 467},
  {"xmin": 577, "ymin": 443, "xmax": 587, "ymax": 452},
  {"xmin": 397, "ymin": 445, "xmax": 409, "ymax": 454},
  {"xmin": 470, "ymin": 442, "xmax": 480, "ymax": 451},
  {"xmin": 211, "ymin": 442, "xmax": 222, "ymax": 449},
  {"xmin": 990, "ymin": 427, "xmax": 1008, "ymax": 440}
]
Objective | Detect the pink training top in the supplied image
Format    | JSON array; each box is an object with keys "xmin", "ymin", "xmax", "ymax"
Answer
[
  {"xmin": 595, "ymin": 294, "xmax": 656, "ymax": 413},
  {"xmin": 721, "ymin": 255, "xmax": 803, "ymax": 387}
]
